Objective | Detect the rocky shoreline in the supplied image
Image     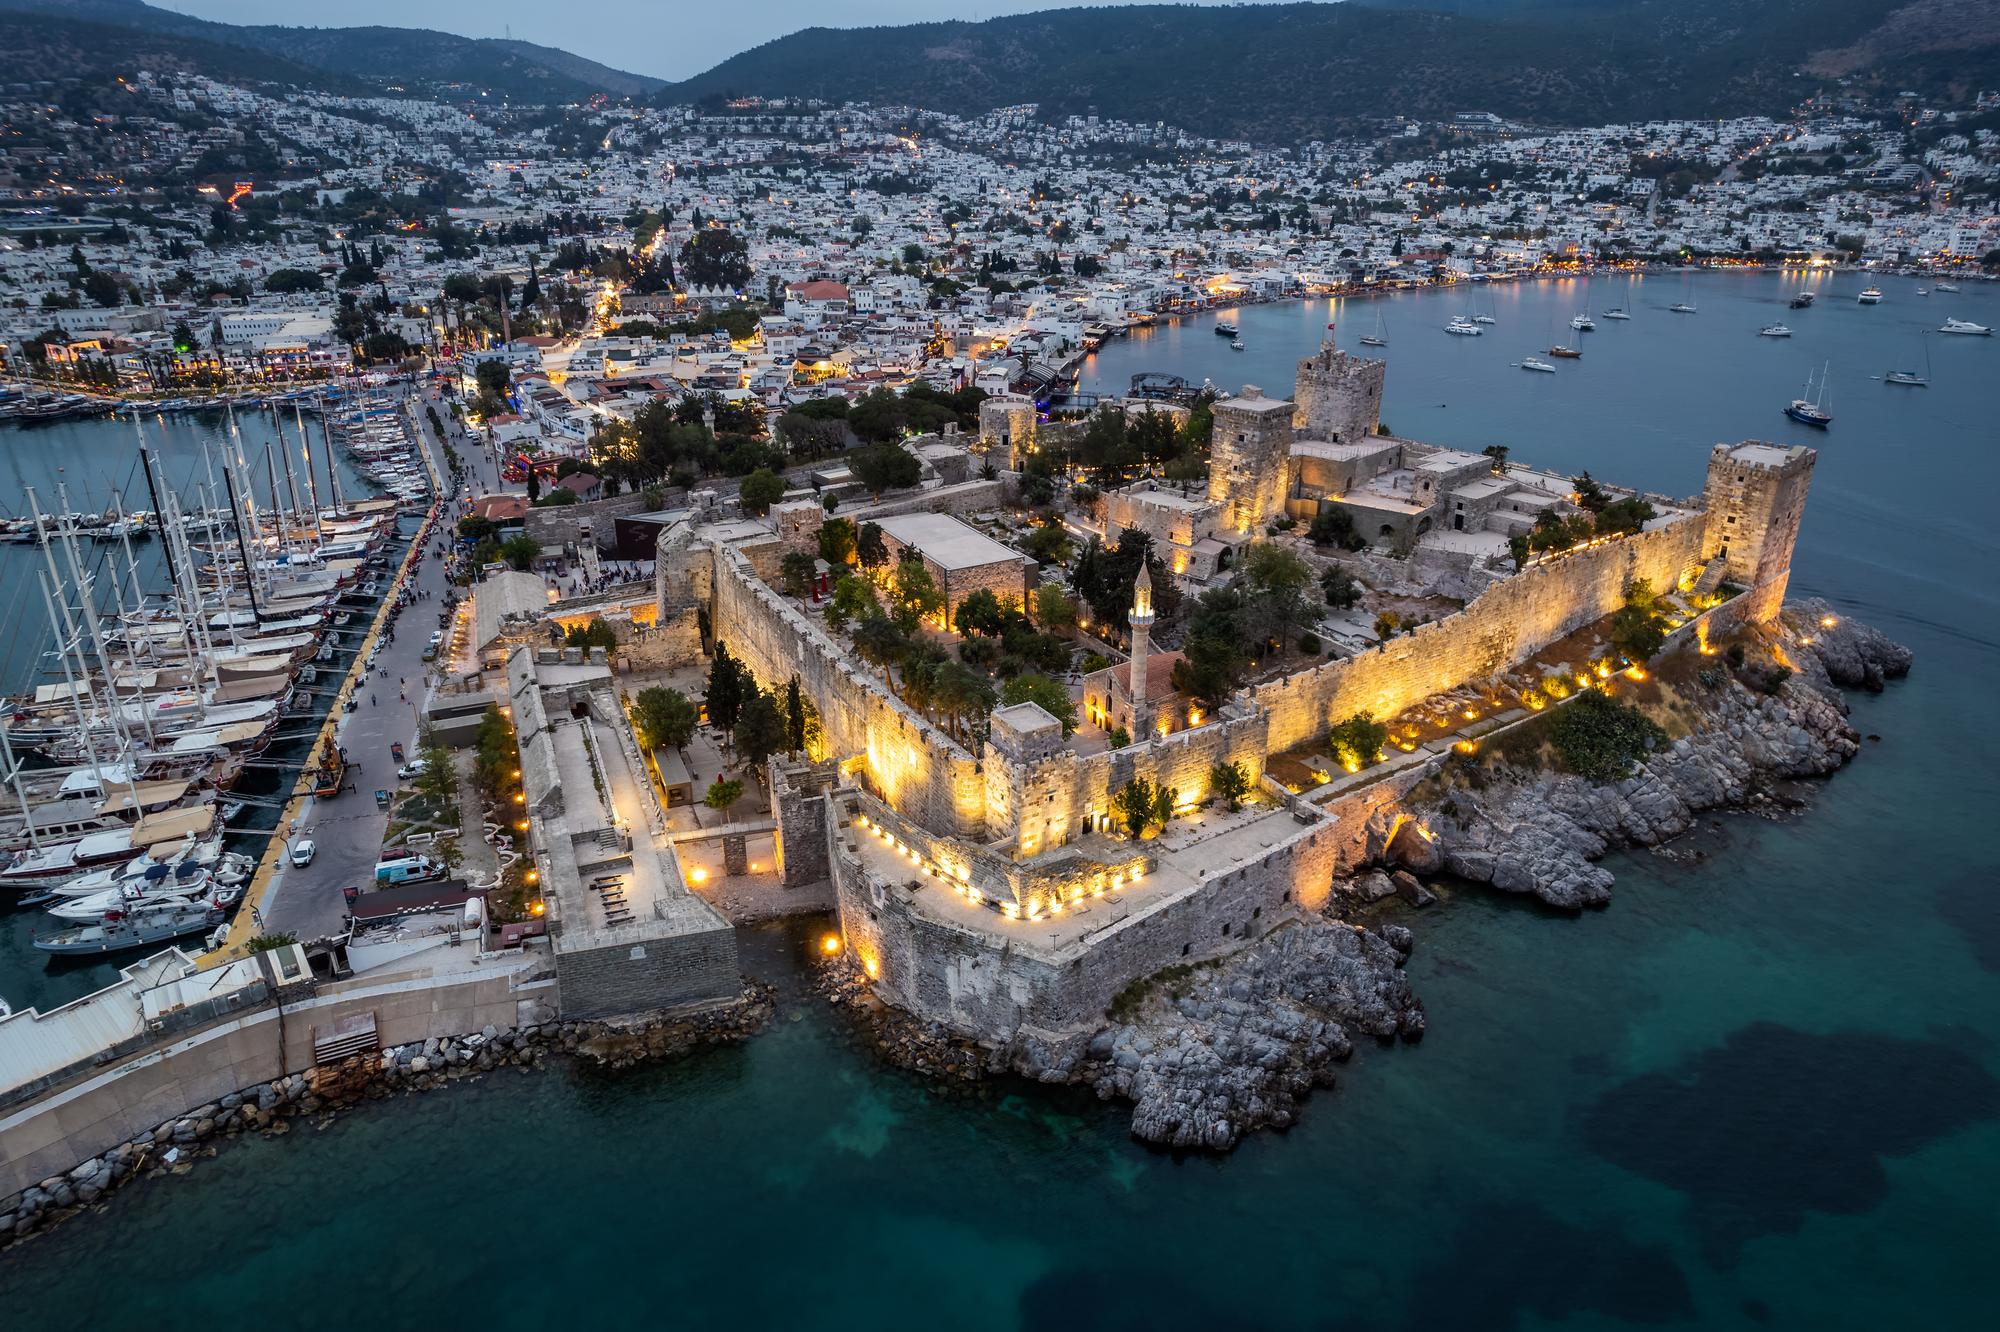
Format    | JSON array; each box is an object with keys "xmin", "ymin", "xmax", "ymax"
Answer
[
  {"xmin": 820, "ymin": 599, "xmax": 1911, "ymax": 1152},
  {"xmin": 1386, "ymin": 599, "xmax": 1913, "ymax": 910},
  {"xmin": 0, "ymin": 987, "xmax": 771, "ymax": 1254}
]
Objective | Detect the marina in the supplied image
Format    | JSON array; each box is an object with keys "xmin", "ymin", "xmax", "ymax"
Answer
[{"xmin": 0, "ymin": 394, "xmax": 438, "ymax": 1009}]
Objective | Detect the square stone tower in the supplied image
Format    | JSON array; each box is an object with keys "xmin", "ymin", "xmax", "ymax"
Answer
[
  {"xmin": 1701, "ymin": 441, "xmax": 1815, "ymax": 623},
  {"xmin": 1206, "ymin": 385, "xmax": 1296, "ymax": 534},
  {"xmin": 1292, "ymin": 341, "xmax": 1386, "ymax": 445}
]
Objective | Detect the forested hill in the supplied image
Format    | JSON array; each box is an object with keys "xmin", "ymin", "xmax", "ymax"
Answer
[
  {"xmin": 0, "ymin": 0, "xmax": 664, "ymax": 100},
  {"xmin": 662, "ymin": 0, "xmax": 2000, "ymax": 138}
]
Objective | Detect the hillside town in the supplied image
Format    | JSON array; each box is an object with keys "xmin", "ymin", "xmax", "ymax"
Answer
[{"xmin": 2, "ymin": 72, "xmax": 1996, "ymax": 427}]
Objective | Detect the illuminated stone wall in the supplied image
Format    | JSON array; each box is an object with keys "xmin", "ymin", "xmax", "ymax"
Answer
[
  {"xmin": 833, "ymin": 799, "xmax": 1352, "ymax": 1039},
  {"xmin": 983, "ymin": 710, "xmax": 1268, "ymax": 859},
  {"xmin": 1253, "ymin": 516, "xmax": 1708, "ymax": 753},
  {"xmin": 710, "ymin": 544, "xmax": 986, "ymax": 838}
]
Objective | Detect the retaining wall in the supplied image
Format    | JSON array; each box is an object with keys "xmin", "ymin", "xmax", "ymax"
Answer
[{"xmin": 0, "ymin": 959, "xmax": 551, "ymax": 1199}]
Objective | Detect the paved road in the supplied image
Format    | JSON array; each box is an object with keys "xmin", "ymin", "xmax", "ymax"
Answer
[{"xmin": 261, "ymin": 397, "xmax": 466, "ymax": 941}]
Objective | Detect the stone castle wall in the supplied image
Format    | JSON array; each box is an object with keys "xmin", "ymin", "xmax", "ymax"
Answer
[
  {"xmin": 710, "ymin": 545, "xmax": 986, "ymax": 838},
  {"xmin": 834, "ymin": 804, "xmax": 1351, "ymax": 1040},
  {"xmin": 1255, "ymin": 516, "xmax": 1707, "ymax": 753},
  {"xmin": 523, "ymin": 492, "xmax": 655, "ymax": 550}
]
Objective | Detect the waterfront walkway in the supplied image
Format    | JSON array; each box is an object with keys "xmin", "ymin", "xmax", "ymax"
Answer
[{"xmin": 210, "ymin": 394, "xmax": 458, "ymax": 956}]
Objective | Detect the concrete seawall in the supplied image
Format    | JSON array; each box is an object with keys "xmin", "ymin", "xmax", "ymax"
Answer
[{"xmin": 0, "ymin": 954, "xmax": 551, "ymax": 1199}]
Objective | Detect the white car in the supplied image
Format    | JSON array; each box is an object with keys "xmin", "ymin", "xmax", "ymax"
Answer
[
  {"xmin": 290, "ymin": 838, "xmax": 317, "ymax": 868},
  {"xmin": 429, "ymin": 630, "xmax": 445, "ymax": 647},
  {"xmin": 398, "ymin": 758, "xmax": 429, "ymax": 781}
]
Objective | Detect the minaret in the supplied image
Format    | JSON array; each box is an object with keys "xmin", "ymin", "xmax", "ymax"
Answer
[{"xmin": 1127, "ymin": 561, "xmax": 1156, "ymax": 736}]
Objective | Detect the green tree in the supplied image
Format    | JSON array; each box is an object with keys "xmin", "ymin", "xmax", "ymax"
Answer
[
  {"xmin": 953, "ymin": 588, "xmax": 1006, "ymax": 638},
  {"xmin": 851, "ymin": 442, "xmax": 921, "ymax": 495},
  {"xmin": 1308, "ymin": 505, "xmax": 1365, "ymax": 551},
  {"xmin": 816, "ymin": 516, "xmax": 857, "ymax": 566},
  {"xmin": 1112, "ymin": 776, "xmax": 1176, "ymax": 839},
  {"xmin": 1209, "ymin": 761, "xmax": 1251, "ymax": 810},
  {"xmin": 890, "ymin": 557, "xmax": 945, "ymax": 633},
  {"xmin": 704, "ymin": 778, "xmax": 744, "ymax": 812},
  {"xmin": 826, "ymin": 573, "xmax": 882, "ymax": 630},
  {"xmin": 499, "ymin": 535, "xmax": 540, "ymax": 571},
  {"xmin": 1327, "ymin": 712, "xmax": 1388, "ymax": 770},
  {"xmin": 1320, "ymin": 564, "xmax": 1361, "ymax": 610},
  {"xmin": 733, "ymin": 689, "xmax": 789, "ymax": 768},
  {"xmin": 739, "ymin": 467, "xmax": 787, "ymax": 515},
  {"xmin": 632, "ymin": 687, "xmax": 698, "ymax": 750},
  {"xmin": 852, "ymin": 616, "xmax": 911, "ymax": 695},
  {"xmin": 1031, "ymin": 583, "xmax": 1077, "ymax": 634},
  {"xmin": 856, "ymin": 522, "xmax": 888, "ymax": 569},
  {"xmin": 780, "ymin": 549, "xmax": 817, "ymax": 598},
  {"xmin": 1000, "ymin": 673, "xmax": 1077, "ymax": 736},
  {"xmin": 564, "ymin": 621, "xmax": 619, "ymax": 651},
  {"xmin": 706, "ymin": 642, "xmax": 749, "ymax": 733},
  {"xmin": 784, "ymin": 676, "xmax": 808, "ymax": 754}
]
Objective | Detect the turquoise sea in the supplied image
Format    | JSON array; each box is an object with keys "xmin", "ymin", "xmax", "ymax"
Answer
[{"xmin": 3, "ymin": 273, "xmax": 1997, "ymax": 1330}]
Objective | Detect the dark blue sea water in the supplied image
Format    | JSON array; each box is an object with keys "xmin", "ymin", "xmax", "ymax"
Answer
[{"xmin": 2, "ymin": 274, "xmax": 1996, "ymax": 1330}]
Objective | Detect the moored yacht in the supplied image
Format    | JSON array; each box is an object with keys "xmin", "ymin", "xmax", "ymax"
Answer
[
  {"xmin": 1569, "ymin": 313, "xmax": 1596, "ymax": 332},
  {"xmin": 1601, "ymin": 308, "xmax": 1630, "ymax": 320},
  {"xmin": 1760, "ymin": 324, "xmax": 1793, "ymax": 338},
  {"xmin": 1518, "ymin": 357, "xmax": 1557, "ymax": 373},
  {"xmin": 1938, "ymin": 317, "xmax": 1991, "ymax": 336},
  {"xmin": 1857, "ymin": 288, "xmax": 1884, "ymax": 304},
  {"xmin": 1443, "ymin": 316, "xmax": 1483, "ymax": 336}
]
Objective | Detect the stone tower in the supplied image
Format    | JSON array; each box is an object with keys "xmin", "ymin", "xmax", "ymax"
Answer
[
  {"xmin": 978, "ymin": 394, "xmax": 1038, "ymax": 469},
  {"xmin": 1127, "ymin": 561, "xmax": 1155, "ymax": 736},
  {"xmin": 1292, "ymin": 335, "xmax": 1386, "ymax": 444},
  {"xmin": 1206, "ymin": 385, "xmax": 1296, "ymax": 534},
  {"xmin": 1700, "ymin": 441, "xmax": 1815, "ymax": 623}
]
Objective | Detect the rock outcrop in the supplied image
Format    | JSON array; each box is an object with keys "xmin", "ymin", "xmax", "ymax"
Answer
[
  {"xmin": 1409, "ymin": 607, "xmax": 1910, "ymax": 909},
  {"xmin": 1072, "ymin": 917, "xmax": 1423, "ymax": 1150}
]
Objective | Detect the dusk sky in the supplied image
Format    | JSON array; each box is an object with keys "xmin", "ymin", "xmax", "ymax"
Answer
[{"xmin": 154, "ymin": 1, "xmax": 1171, "ymax": 82}]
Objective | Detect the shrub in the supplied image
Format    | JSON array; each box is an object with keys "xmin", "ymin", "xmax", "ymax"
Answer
[
  {"xmin": 1209, "ymin": 761, "xmax": 1250, "ymax": 810},
  {"xmin": 1547, "ymin": 690, "xmax": 1665, "ymax": 779},
  {"xmin": 1327, "ymin": 711, "xmax": 1388, "ymax": 771}
]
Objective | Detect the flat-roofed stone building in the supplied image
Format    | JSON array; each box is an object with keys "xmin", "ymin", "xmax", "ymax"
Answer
[{"xmin": 874, "ymin": 512, "xmax": 1034, "ymax": 620}]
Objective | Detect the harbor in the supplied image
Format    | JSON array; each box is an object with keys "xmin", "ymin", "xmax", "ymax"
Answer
[{"xmin": 0, "ymin": 392, "xmax": 440, "ymax": 1012}]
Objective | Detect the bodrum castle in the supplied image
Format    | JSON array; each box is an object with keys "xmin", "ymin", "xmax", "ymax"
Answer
[
  {"xmin": 500, "ymin": 333, "xmax": 1810, "ymax": 1045},
  {"xmin": 0, "ymin": 335, "xmax": 1818, "ymax": 1197}
]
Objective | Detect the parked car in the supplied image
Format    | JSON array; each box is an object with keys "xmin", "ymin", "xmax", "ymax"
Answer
[
  {"xmin": 290, "ymin": 838, "xmax": 317, "ymax": 868},
  {"xmin": 397, "ymin": 758, "xmax": 429, "ymax": 781}
]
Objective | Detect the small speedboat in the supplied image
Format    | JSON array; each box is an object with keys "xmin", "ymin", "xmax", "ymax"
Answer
[
  {"xmin": 1857, "ymin": 288, "xmax": 1884, "ymax": 304},
  {"xmin": 1230, "ymin": 337, "xmax": 1244, "ymax": 351},
  {"xmin": 1938, "ymin": 318, "xmax": 1991, "ymax": 336},
  {"xmin": 1935, "ymin": 281, "xmax": 1960, "ymax": 293},
  {"xmin": 1518, "ymin": 357, "xmax": 1557, "ymax": 373},
  {"xmin": 1546, "ymin": 344, "xmax": 1581, "ymax": 359},
  {"xmin": 1760, "ymin": 324, "xmax": 1793, "ymax": 338},
  {"xmin": 1917, "ymin": 288, "xmax": 1929, "ymax": 296}
]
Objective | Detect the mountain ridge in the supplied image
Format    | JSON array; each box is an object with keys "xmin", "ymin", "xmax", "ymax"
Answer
[{"xmin": 0, "ymin": 0, "xmax": 665, "ymax": 99}]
